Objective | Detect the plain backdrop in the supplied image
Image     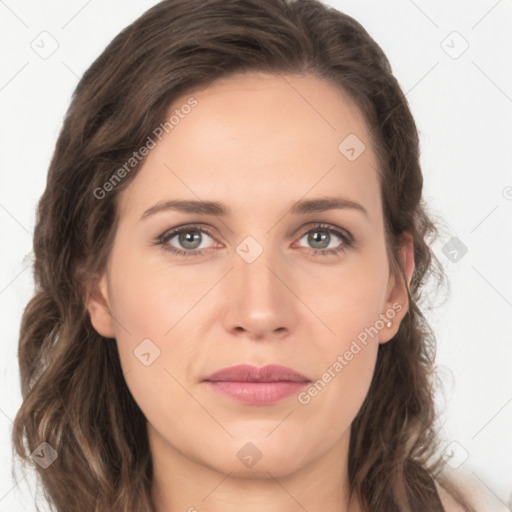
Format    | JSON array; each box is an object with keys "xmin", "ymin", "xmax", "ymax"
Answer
[{"xmin": 1, "ymin": 0, "xmax": 511, "ymax": 510}]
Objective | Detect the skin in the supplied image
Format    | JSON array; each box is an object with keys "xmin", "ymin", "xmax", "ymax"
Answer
[{"xmin": 87, "ymin": 72, "xmax": 415, "ymax": 512}]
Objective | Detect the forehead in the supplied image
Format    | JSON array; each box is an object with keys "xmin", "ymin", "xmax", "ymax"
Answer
[{"xmin": 117, "ymin": 72, "xmax": 381, "ymax": 220}]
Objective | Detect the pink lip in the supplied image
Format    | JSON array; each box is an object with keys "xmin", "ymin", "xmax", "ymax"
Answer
[{"xmin": 203, "ymin": 364, "xmax": 310, "ymax": 405}]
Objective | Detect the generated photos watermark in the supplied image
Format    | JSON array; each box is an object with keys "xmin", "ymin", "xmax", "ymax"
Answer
[
  {"xmin": 94, "ymin": 97, "xmax": 198, "ymax": 200},
  {"xmin": 297, "ymin": 301, "xmax": 403, "ymax": 405}
]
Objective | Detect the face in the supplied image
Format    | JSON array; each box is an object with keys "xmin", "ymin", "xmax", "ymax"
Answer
[{"xmin": 87, "ymin": 72, "xmax": 412, "ymax": 480}]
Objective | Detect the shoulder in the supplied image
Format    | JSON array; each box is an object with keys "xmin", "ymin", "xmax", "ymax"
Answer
[
  {"xmin": 434, "ymin": 469, "xmax": 511, "ymax": 512},
  {"xmin": 435, "ymin": 480, "xmax": 467, "ymax": 512}
]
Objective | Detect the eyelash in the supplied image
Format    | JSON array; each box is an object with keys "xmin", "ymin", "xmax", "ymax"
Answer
[{"xmin": 154, "ymin": 222, "xmax": 355, "ymax": 258}]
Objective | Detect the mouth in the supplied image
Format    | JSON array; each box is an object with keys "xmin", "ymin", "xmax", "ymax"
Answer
[{"xmin": 203, "ymin": 364, "xmax": 311, "ymax": 405}]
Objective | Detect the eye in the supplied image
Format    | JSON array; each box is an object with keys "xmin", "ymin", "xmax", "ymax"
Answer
[
  {"xmin": 295, "ymin": 223, "xmax": 354, "ymax": 256},
  {"xmin": 155, "ymin": 224, "xmax": 218, "ymax": 257},
  {"xmin": 154, "ymin": 222, "xmax": 355, "ymax": 258}
]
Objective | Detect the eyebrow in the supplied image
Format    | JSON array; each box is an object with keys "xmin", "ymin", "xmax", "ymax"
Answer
[{"xmin": 140, "ymin": 197, "xmax": 368, "ymax": 221}]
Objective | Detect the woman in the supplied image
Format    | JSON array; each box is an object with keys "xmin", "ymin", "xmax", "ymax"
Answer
[{"xmin": 12, "ymin": 0, "xmax": 476, "ymax": 510}]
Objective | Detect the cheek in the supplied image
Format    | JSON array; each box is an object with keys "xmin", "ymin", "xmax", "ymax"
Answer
[
  {"xmin": 107, "ymin": 254, "xmax": 194, "ymax": 432},
  {"xmin": 107, "ymin": 244, "xmax": 205, "ymax": 342},
  {"xmin": 311, "ymin": 251, "xmax": 390, "ymax": 345},
  {"xmin": 299, "ymin": 272, "xmax": 384, "ymax": 437},
  {"xmin": 106, "ymin": 241, "xmax": 219, "ymax": 406},
  {"xmin": 299, "ymin": 249, "xmax": 388, "ymax": 404}
]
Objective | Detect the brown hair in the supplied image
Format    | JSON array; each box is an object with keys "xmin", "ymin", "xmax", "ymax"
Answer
[{"xmin": 12, "ymin": 0, "xmax": 474, "ymax": 511}]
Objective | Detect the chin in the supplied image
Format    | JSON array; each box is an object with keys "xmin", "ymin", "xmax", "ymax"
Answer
[{"xmin": 214, "ymin": 436, "xmax": 313, "ymax": 478}]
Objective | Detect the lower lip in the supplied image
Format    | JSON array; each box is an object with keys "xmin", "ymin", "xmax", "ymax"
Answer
[{"xmin": 205, "ymin": 381, "xmax": 309, "ymax": 405}]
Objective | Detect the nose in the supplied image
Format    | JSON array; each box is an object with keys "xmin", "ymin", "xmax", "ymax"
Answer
[{"xmin": 221, "ymin": 244, "xmax": 299, "ymax": 341}]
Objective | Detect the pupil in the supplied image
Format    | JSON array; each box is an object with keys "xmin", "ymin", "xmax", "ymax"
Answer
[
  {"xmin": 309, "ymin": 230, "xmax": 329, "ymax": 248},
  {"xmin": 180, "ymin": 231, "xmax": 201, "ymax": 249}
]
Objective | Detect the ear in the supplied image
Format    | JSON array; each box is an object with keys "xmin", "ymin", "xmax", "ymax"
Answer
[
  {"xmin": 379, "ymin": 232, "xmax": 415, "ymax": 344},
  {"xmin": 85, "ymin": 273, "xmax": 116, "ymax": 338}
]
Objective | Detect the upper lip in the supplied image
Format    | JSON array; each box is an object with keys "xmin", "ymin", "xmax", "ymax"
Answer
[{"xmin": 203, "ymin": 364, "xmax": 310, "ymax": 383}]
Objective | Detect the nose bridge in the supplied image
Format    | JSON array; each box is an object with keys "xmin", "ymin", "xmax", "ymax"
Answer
[
  {"xmin": 235, "ymin": 233, "xmax": 282, "ymax": 305},
  {"xmin": 221, "ymin": 229, "xmax": 297, "ymax": 338}
]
